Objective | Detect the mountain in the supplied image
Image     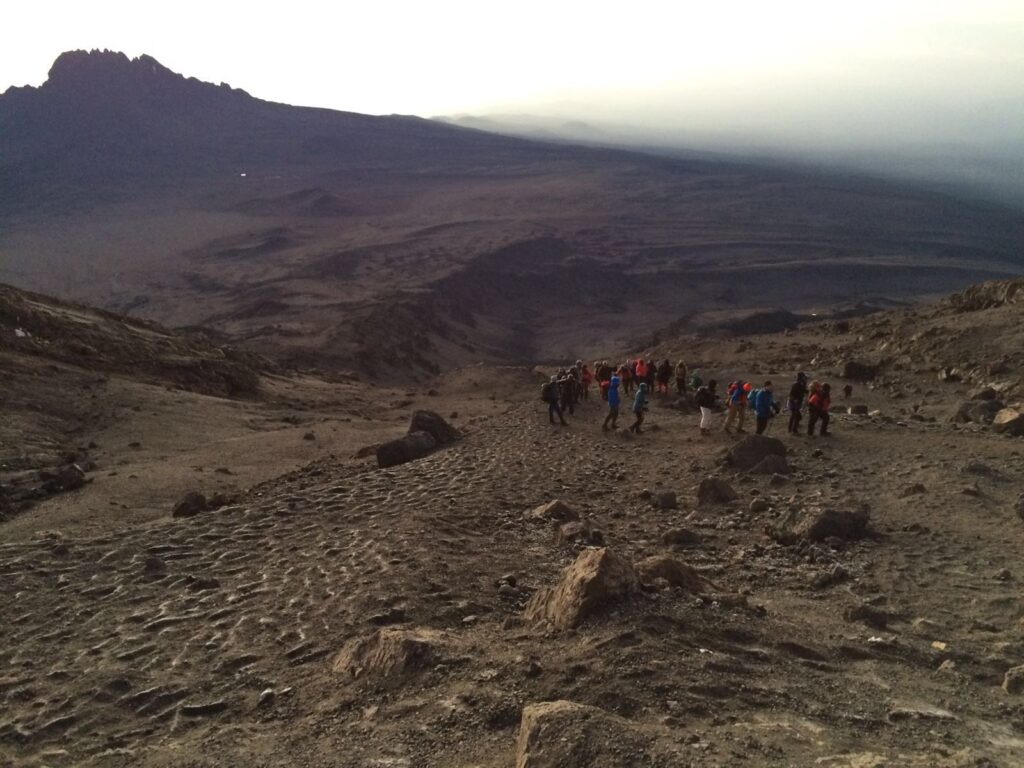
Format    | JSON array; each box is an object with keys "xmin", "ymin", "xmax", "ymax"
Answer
[
  {"xmin": 0, "ymin": 50, "xmax": 573, "ymax": 215},
  {"xmin": 1, "ymin": 51, "xmax": 1023, "ymax": 380}
]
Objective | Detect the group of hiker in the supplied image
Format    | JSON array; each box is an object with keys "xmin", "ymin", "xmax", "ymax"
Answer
[{"xmin": 542, "ymin": 359, "xmax": 843, "ymax": 437}]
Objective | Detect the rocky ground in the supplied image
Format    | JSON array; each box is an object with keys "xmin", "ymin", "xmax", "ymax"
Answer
[{"xmin": 2, "ymin": 281, "xmax": 1024, "ymax": 766}]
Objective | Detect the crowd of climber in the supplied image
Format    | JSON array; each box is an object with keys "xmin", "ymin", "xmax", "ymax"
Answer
[{"xmin": 541, "ymin": 359, "xmax": 848, "ymax": 437}]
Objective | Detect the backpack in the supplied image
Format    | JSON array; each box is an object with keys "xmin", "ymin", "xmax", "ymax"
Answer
[{"xmin": 540, "ymin": 382, "xmax": 554, "ymax": 402}]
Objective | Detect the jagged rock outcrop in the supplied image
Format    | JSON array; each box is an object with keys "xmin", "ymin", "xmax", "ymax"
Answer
[
  {"xmin": 332, "ymin": 628, "xmax": 441, "ymax": 684},
  {"xmin": 524, "ymin": 548, "xmax": 639, "ymax": 630}
]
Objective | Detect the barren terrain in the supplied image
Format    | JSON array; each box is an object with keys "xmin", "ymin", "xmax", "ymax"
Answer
[{"xmin": 3, "ymin": 279, "xmax": 1024, "ymax": 766}]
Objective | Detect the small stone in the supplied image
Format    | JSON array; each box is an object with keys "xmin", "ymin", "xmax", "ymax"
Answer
[
  {"xmin": 749, "ymin": 498, "xmax": 769, "ymax": 513},
  {"xmin": 257, "ymin": 689, "xmax": 276, "ymax": 708},
  {"xmin": 1003, "ymin": 665, "xmax": 1024, "ymax": 695},
  {"xmin": 303, "ymin": 431, "xmax": 316, "ymax": 441}
]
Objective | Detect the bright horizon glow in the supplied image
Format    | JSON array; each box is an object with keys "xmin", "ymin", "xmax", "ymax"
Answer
[{"xmin": 5, "ymin": 1, "xmax": 1022, "ymax": 117}]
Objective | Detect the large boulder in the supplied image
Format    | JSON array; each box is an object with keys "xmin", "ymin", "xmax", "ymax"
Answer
[
  {"xmin": 524, "ymin": 548, "xmax": 639, "ymax": 630},
  {"xmin": 842, "ymin": 360, "xmax": 878, "ymax": 381},
  {"xmin": 697, "ymin": 477, "xmax": 739, "ymax": 505},
  {"xmin": 332, "ymin": 628, "xmax": 440, "ymax": 684},
  {"xmin": 993, "ymin": 408, "xmax": 1024, "ymax": 437},
  {"xmin": 515, "ymin": 700, "xmax": 665, "ymax": 768},
  {"xmin": 951, "ymin": 400, "xmax": 1004, "ymax": 425},
  {"xmin": 768, "ymin": 505, "xmax": 871, "ymax": 545},
  {"xmin": 172, "ymin": 491, "xmax": 209, "ymax": 518},
  {"xmin": 408, "ymin": 410, "xmax": 461, "ymax": 445},
  {"xmin": 44, "ymin": 464, "xmax": 87, "ymax": 493},
  {"xmin": 376, "ymin": 431, "xmax": 437, "ymax": 468},
  {"xmin": 724, "ymin": 435, "xmax": 787, "ymax": 472}
]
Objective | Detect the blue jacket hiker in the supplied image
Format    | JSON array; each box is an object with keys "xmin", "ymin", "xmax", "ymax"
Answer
[
  {"xmin": 602, "ymin": 374, "xmax": 621, "ymax": 431},
  {"xmin": 629, "ymin": 382, "xmax": 649, "ymax": 433},
  {"xmin": 751, "ymin": 381, "xmax": 778, "ymax": 434}
]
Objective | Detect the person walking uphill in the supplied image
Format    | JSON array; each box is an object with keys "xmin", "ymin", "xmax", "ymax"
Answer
[
  {"xmin": 787, "ymin": 372, "xmax": 809, "ymax": 435},
  {"xmin": 630, "ymin": 382, "xmax": 649, "ymax": 433},
  {"xmin": 603, "ymin": 372, "xmax": 622, "ymax": 431},
  {"xmin": 656, "ymin": 360, "xmax": 672, "ymax": 395},
  {"xmin": 675, "ymin": 360, "xmax": 688, "ymax": 395},
  {"xmin": 807, "ymin": 382, "xmax": 832, "ymax": 436},
  {"xmin": 723, "ymin": 381, "xmax": 751, "ymax": 434},
  {"xmin": 542, "ymin": 376, "xmax": 567, "ymax": 426},
  {"xmin": 751, "ymin": 380, "xmax": 778, "ymax": 435},
  {"xmin": 695, "ymin": 379, "xmax": 718, "ymax": 436}
]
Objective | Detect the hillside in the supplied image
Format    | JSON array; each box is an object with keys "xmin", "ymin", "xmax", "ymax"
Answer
[
  {"xmin": 2, "ymin": 279, "xmax": 1024, "ymax": 766},
  {"xmin": 1, "ymin": 52, "xmax": 1023, "ymax": 380}
]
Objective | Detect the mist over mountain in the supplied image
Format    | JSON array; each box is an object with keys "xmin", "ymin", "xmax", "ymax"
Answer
[{"xmin": 1, "ymin": 50, "xmax": 1023, "ymax": 379}]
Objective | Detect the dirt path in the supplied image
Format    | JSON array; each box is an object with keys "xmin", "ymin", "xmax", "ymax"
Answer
[{"xmin": 2, "ymin": 380, "xmax": 1023, "ymax": 767}]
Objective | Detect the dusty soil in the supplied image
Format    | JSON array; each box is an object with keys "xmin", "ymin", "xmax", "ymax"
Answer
[{"xmin": 2, "ymin": 282, "xmax": 1024, "ymax": 766}]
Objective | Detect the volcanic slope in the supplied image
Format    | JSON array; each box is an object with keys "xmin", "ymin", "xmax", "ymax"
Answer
[
  {"xmin": 3, "ymin": 51, "xmax": 1024, "ymax": 375},
  {"xmin": 3, "ymin": 282, "xmax": 1024, "ymax": 766}
]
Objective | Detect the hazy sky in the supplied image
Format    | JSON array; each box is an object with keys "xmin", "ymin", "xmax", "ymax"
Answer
[{"xmin": 5, "ymin": 0, "xmax": 1024, "ymax": 195}]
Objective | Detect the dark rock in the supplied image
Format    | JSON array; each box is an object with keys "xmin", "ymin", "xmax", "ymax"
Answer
[
  {"xmin": 844, "ymin": 603, "xmax": 893, "ymax": 629},
  {"xmin": 1015, "ymin": 494, "xmax": 1024, "ymax": 522},
  {"xmin": 302, "ymin": 431, "xmax": 316, "ymax": 441},
  {"xmin": 724, "ymin": 435, "xmax": 787, "ymax": 472},
  {"xmin": 557, "ymin": 520, "xmax": 605, "ymax": 547},
  {"xmin": 376, "ymin": 431, "xmax": 437, "ymax": 468},
  {"xmin": 697, "ymin": 477, "xmax": 739, "ymax": 505},
  {"xmin": 951, "ymin": 400, "xmax": 1004, "ymax": 425},
  {"xmin": 898, "ymin": 483, "xmax": 927, "ymax": 498},
  {"xmin": 46, "ymin": 464, "xmax": 87, "ymax": 493},
  {"xmin": 769, "ymin": 505, "xmax": 871, "ymax": 545},
  {"xmin": 848, "ymin": 405, "xmax": 869, "ymax": 416},
  {"xmin": 661, "ymin": 527, "xmax": 701, "ymax": 547},
  {"xmin": 842, "ymin": 360, "xmax": 878, "ymax": 381},
  {"xmin": 172, "ymin": 491, "xmax": 208, "ymax": 518},
  {"xmin": 408, "ymin": 410, "xmax": 461, "ymax": 445},
  {"xmin": 749, "ymin": 498, "xmax": 770, "ymax": 513},
  {"xmin": 970, "ymin": 386, "xmax": 998, "ymax": 401},
  {"xmin": 655, "ymin": 491, "xmax": 678, "ymax": 510}
]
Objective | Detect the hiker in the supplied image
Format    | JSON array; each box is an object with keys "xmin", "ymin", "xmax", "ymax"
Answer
[
  {"xmin": 559, "ymin": 370, "xmax": 577, "ymax": 416},
  {"xmin": 634, "ymin": 358, "xmax": 648, "ymax": 393},
  {"xmin": 690, "ymin": 369, "xmax": 703, "ymax": 391},
  {"xmin": 645, "ymin": 358, "xmax": 657, "ymax": 392},
  {"xmin": 842, "ymin": 383, "xmax": 853, "ymax": 400},
  {"xmin": 723, "ymin": 381, "xmax": 751, "ymax": 434},
  {"xmin": 695, "ymin": 379, "xmax": 718, "ymax": 436},
  {"xmin": 659, "ymin": 360, "xmax": 675, "ymax": 397},
  {"xmin": 602, "ymin": 371, "xmax": 622, "ymax": 431},
  {"xmin": 581, "ymin": 364, "xmax": 593, "ymax": 400},
  {"xmin": 630, "ymin": 382, "xmax": 649, "ymax": 433},
  {"xmin": 542, "ymin": 376, "xmax": 567, "ymax": 426},
  {"xmin": 807, "ymin": 383, "xmax": 832, "ymax": 437},
  {"xmin": 787, "ymin": 372, "xmax": 809, "ymax": 435},
  {"xmin": 751, "ymin": 380, "xmax": 779, "ymax": 435},
  {"xmin": 619, "ymin": 361, "xmax": 634, "ymax": 395},
  {"xmin": 674, "ymin": 359, "xmax": 688, "ymax": 395}
]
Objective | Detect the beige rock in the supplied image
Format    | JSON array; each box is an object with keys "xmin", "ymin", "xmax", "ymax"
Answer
[
  {"xmin": 515, "ymin": 700, "xmax": 659, "ymax": 768},
  {"xmin": 526, "ymin": 500, "xmax": 579, "ymax": 523},
  {"xmin": 524, "ymin": 548, "xmax": 638, "ymax": 630},
  {"xmin": 634, "ymin": 555, "xmax": 707, "ymax": 592},
  {"xmin": 332, "ymin": 628, "xmax": 440, "ymax": 683},
  {"xmin": 1003, "ymin": 665, "xmax": 1024, "ymax": 695}
]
